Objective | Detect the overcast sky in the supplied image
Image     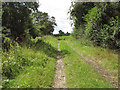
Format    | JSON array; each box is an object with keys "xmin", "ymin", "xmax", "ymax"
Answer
[{"xmin": 38, "ymin": 0, "xmax": 73, "ymax": 34}]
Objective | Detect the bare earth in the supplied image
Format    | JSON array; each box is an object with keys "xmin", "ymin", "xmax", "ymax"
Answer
[
  {"xmin": 66, "ymin": 41, "xmax": 118, "ymax": 88},
  {"xmin": 53, "ymin": 42, "xmax": 66, "ymax": 88}
]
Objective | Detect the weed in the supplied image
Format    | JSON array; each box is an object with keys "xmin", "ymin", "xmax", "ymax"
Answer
[{"xmin": 2, "ymin": 36, "xmax": 58, "ymax": 88}]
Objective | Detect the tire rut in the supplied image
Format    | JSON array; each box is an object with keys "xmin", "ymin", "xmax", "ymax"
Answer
[{"xmin": 66, "ymin": 41, "xmax": 118, "ymax": 88}]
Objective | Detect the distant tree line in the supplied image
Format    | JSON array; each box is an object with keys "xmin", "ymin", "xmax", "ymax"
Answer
[
  {"xmin": 69, "ymin": 2, "xmax": 120, "ymax": 49},
  {"xmin": 54, "ymin": 30, "xmax": 71, "ymax": 37}
]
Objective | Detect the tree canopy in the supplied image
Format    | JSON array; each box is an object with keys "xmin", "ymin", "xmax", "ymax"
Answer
[
  {"xmin": 69, "ymin": 2, "xmax": 120, "ymax": 49},
  {"xmin": 2, "ymin": 2, "xmax": 39, "ymax": 39},
  {"xmin": 2, "ymin": 2, "xmax": 57, "ymax": 42}
]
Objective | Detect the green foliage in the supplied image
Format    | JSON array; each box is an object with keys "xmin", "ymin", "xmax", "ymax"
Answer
[
  {"xmin": 60, "ymin": 40, "xmax": 113, "ymax": 88},
  {"xmin": 101, "ymin": 16, "xmax": 120, "ymax": 48},
  {"xmin": 2, "ymin": 2, "xmax": 58, "ymax": 88},
  {"xmin": 2, "ymin": 43, "xmax": 28, "ymax": 79},
  {"xmin": 2, "ymin": 36, "xmax": 58, "ymax": 88},
  {"xmin": 71, "ymin": 26, "xmax": 84, "ymax": 39},
  {"xmin": 69, "ymin": 2, "xmax": 94, "ymax": 29},
  {"xmin": 66, "ymin": 32, "xmax": 70, "ymax": 36},
  {"xmin": 2, "ymin": 2, "xmax": 39, "ymax": 40},
  {"xmin": 57, "ymin": 36, "xmax": 70, "ymax": 41},
  {"xmin": 83, "ymin": 6, "xmax": 104, "ymax": 45},
  {"xmin": 69, "ymin": 2, "xmax": 120, "ymax": 49},
  {"xmin": 32, "ymin": 12, "xmax": 57, "ymax": 36},
  {"xmin": 2, "ymin": 2, "xmax": 57, "ymax": 53},
  {"xmin": 2, "ymin": 27, "xmax": 13, "ymax": 51},
  {"xmin": 66, "ymin": 37, "xmax": 118, "ymax": 87},
  {"xmin": 2, "ymin": 2, "xmax": 57, "ymax": 42},
  {"xmin": 59, "ymin": 30, "xmax": 64, "ymax": 36},
  {"xmin": 31, "ymin": 37, "xmax": 57, "ymax": 58}
]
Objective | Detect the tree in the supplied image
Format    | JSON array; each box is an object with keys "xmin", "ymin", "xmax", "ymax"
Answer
[
  {"xmin": 66, "ymin": 32, "xmax": 70, "ymax": 36},
  {"xmin": 69, "ymin": 2, "xmax": 120, "ymax": 49},
  {"xmin": 2, "ymin": 2, "xmax": 39, "ymax": 41},
  {"xmin": 32, "ymin": 12, "xmax": 57, "ymax": 35},
  {"xmin": 59, "ymin": 30, "xmax": 64, "ymax": 36},
  {"xmin": 69, "ymin": 2, "xmax": 94, "ymax": 29}
]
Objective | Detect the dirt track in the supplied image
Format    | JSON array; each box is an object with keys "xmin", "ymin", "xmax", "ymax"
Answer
[
  {"xmin": 66, "ymin": 41, "xmax": 118, "ymax": 88},
  {"xmin": 53, "ymin": 42, "xmax": 66, "ymax": 88}
]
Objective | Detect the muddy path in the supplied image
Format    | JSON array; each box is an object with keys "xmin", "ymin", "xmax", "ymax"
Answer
[
  {"xmin": 66, "ymin": 41, "xmax": 118, "ymax": 88},
  {"xmin": 53, "ymin": 41, "xmax": 66, "ymax": 88}
]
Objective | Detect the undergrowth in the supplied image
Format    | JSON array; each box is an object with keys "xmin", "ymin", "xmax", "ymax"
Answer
[{"xmin": 2, "ymin": 36, "xmax": 58, "ymax": 88}]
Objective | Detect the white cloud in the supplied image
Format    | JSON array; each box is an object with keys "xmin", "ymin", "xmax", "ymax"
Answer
[{"xmin": 38, "ymin": 0, "xmax": 73, "ymax": 34}]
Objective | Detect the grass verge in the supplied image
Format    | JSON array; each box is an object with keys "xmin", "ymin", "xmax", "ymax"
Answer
[
  {"xmin": 2, "ymin": 36, "xmax": 58, "ymax": 88},
  {"xmin": 66, "ymin": 37, "xmax": 118, "ymax": 85},
  {"xmin": 60, "ymin": 40, "xmax": 113, "ymax": 88}
]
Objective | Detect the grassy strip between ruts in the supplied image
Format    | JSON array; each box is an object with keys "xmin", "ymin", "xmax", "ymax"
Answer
[
  {"xmin": 60, "ymin": 40, "xmax": 113, "ymax": 88},
  {"xmin": 66, "ymin": 37, "xmax": 118, "ymax": 85},
  {"xmin": 2, "ymin": 36, "xmax": 58, "ymax": 88}
]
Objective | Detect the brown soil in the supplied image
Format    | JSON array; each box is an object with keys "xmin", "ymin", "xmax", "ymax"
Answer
[
  {"xmin": 53, "ymin": 42, "xmax": 66, "ymax": 88},
  {"xmin": 66, "ymin": 41, "xmax": 118, "ymax": 88}
]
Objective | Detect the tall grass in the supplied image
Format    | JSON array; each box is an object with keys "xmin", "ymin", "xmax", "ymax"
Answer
[{"xmin": 2, "ymin": 36, "xmax": 58, "ymax": 88}]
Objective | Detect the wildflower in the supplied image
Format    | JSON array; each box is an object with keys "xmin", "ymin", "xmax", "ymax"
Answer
[{"xmin": 16, "ymin": 37, "xmax": 19, "ymax": 41}]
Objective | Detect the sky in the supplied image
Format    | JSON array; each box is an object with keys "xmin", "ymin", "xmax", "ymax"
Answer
[{"xmin": 38, "ymin": 0, "xmax": 73, "ymax": 34}]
